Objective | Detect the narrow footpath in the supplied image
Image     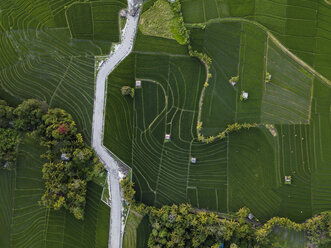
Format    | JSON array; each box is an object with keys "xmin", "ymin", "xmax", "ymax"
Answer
[{"xmin": 91, "ymin": 3, "xmax": 140, "ymax": 248}]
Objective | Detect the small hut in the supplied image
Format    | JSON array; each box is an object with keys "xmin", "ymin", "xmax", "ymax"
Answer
[
  {"xmin": 285, "ymin": 176, "xmax": 292, "ymax": 184},
  {"xmin": 242, "ymin": 92, "xmax": 248, "ymax": 100},
  {"xmin": 191, "ymin": 157, "xmax": 197, "ymax": 164},
  {"xmin": 165, "ymin": 134, "xmax": 171, "ymax": 140},
  {"xmin": 135, "ymin": 80, "xmax": 141, "ymax": 88}
]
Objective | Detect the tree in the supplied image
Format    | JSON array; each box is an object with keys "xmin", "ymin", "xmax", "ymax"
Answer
[
  {"xmin": 120, "ymin": 177, "xmax": 136, "ymax": 204},
  {"xmin": 0, "ymin": 128, "xmax": 20, "ymax": 168},
  {"xmin": 0, "ymin": 100, "xmax": 13, "ymax": 128},
  {"xmin": 13, "ymin": 99, "xmax": 46, "ymax": 131},
  {"xmin": 121, "ymin": 86, "xmax": 134, "ymax": 98}
]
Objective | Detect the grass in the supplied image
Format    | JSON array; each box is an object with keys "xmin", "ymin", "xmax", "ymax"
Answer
[
  {"xmin": 1, "ymin": 135, "xmax": 110, "ymax": 248},
  {"xmin": 139, "ymin": 0, "xmax": 175, "ymax": 40},
  {"xmin": 123, "ymin": 211, "xmax": 151, "ymax": 248},
  {"xmin": 269, "ymin": 227, "xmax": 307, "ymax": 248},
  {"xmin": 0, "ymin": 169, "xmax": 14, "ymax": 248}
]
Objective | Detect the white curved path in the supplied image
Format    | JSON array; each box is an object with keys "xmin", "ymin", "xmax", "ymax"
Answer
[{"xmin": 92, "ymin": 4, "xmax": 140, "ymax": 248}]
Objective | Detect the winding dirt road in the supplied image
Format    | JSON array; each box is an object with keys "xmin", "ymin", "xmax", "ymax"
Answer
[{"xmin": 91, "ymin": 3, "xmax": 140, "ymax": 248}]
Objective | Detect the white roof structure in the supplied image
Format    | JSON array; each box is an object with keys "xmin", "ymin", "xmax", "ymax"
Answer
[
  {"xmin": 242, "ymin": 92, "xmax": 248, "ymax": 99},
  {"xmin": 191, "ymin": 157, "xmax": 197, "ymax": 163},
  {"xmin": 231, "ymin": 81, "xmax": 236, "ymax": 86},
  {"xmin": 248, "ymin": 213, "xmax": 254, "ymax": 220},
  {"xmin": 165, "ymin": 134, "xmax": 171, "ymax": 140},
  {"xmin": 120, "ymin": 9, "xmax": 127, "ymax": 17},
  {"xmin": 135, "ymin": 80, "xmax": 141, "ymax": 88},
  {"xmin": 61, "ymin": 153, "xmax": 70, "ymax": 161}
]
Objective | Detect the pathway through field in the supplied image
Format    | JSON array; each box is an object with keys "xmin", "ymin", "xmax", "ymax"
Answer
[{"xmin": 92, "ymin": 1, "xmax": 140, "ymax": 248}]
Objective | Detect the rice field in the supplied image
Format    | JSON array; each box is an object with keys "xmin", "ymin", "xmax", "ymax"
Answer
[
  {"xmin": 104, "ymin": 3, "xmax": 331, "ymax": 225},
  {"xmin": 66, "ymin": 0, "xmax": 127, "ymax": 42},
  {"xmin": 122, "ymin": 211, "xmax": 151, "ymax": 248},
  {"xmin": 2, "ymin": 136, "xmax": 110, "ymax": 248},
  {"xmin": 182, "ymin": 0, "xmax": 331, "ymax": 84},
  {"xmin": 0, "ymin": 0, "xmax": 126, "ymax": 141}
]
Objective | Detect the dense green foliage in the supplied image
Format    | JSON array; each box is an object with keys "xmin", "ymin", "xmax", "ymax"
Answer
[
  {"xmin": 0, "ymin": 0, "xmax": 127, "ymax": 141},
  {"xmin": 139, "ymin": 0, "xmax": 177, "ymax": 40},
  {"xmin": 121, "ymin": 177, "xmax": 136, "ymax": 204},
  {"xmin": 169, "ymin": 0, "xmax": 190, "ymax": 45},
  {"xmin": 0, "ymin": 98, "xmax": 104, "ymax": 220},
  {"xmin": 129, "ymin": 199, "xmax": 331, "ymax": 247},
  {"xmin": 0, "ymin": 128, "xmax": 19, "ymax": 168},
  {"xmin": 0, "ymin": 135, "xmax": 110, "ymax": 248},
  {"xmin": 0, "ymin": 100, "xmax": 13, "ymax": 128},
  {"xmin": 256, "ymin": 212, "xmax": 331, "ymax": 247},
  {"xmin": 37, "ymin": 108, "xmax": 104, "ymax": 220},
  {"xmin": 146, "ymin": 204, "xmax": 256, "ymax": 247},
  {"xmin": 139, "ymin": 0, "xmax": 189, "ymax": 45}
]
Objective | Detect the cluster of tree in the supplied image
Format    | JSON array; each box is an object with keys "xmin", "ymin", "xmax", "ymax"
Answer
[
  {"xmin": 197, "ymin": 123, "xmax": 257, "ymax": 143},
  {"xmin": 121, "ymin": 86, "xmax": 135, "ymax": 98},
  {"xmin": 0, "ymin": 127, "xmax": 19, "ymax": 168},
  {"xmin": 169, "ymin": 0, "xmax": 190, "ymax": 45},
  {"xmin": 131, "ymin": 204, "xmax": 258, "ymax": 248},
  {"xmin": 0, "ymin": 98, "xmax": 104, "ymax": 220},
  {"xmin": 120, "ymin": 177, "xmax": 136, "ymax": 204},
  {"xmin": 229, "ymin": 76, "xmax": 239, "ymax": 85},
  {"xmin": 256, "ymin": 212, "xmax": 331, "ymax": 246},
  {"xmin": 37, "ymin": 107, "xmax": 104, "ymax": 220},
  {"xmin": 188, "ymin": 48, "xmax": 212, "ymax": 69},
  {"xmin": 0, "ymin": 100, "xmax": 21, "ymax": 168},
  {"xmin": 123, "ymin": 176, "xmax": 331, "ymax": 247}
]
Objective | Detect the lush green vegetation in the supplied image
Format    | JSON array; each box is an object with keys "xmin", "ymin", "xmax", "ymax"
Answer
[
  {"xmin": 123, "ymin": 211, "xmax": 151, "ymax": 248},
  {"xmin": 0, "ymin": 98, "xmax": 105, "ymax": 220},
  {"xmin": 125, "ymin": 194, "xmax": 331, "ymax": 248},
  {"xmin": 139, "ymin": 0, "xmax": 176, "ymax": 40},
  {"xmin": 105, "ymin": 3, "xmax": 331, "ymax": 247},
  {"xmin": 121, "ymin": 177, "xmax": 136, "ymax": 204},
  {"xmin": 66, "ymin": 0, "xmax": 126, "ymax": 42},
  {"xmin": 0, "ymin": 128, "xmax": 20, "ymax": 168},
  {"xmin": 139, "ymin": 0, "xmax": 189, "ymax": 44},
  {"xmin": 0, "ymin": 0, "xmax": 127, "ymax": 141},
  {"xmin": 0, "ymin": 134, "xmax": 109, "ymax": 248}
]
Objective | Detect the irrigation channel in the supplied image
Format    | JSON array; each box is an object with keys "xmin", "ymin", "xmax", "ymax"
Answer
[{"xmin": 91, "ymin": 1, "xmax": 140, "ymax": 247}]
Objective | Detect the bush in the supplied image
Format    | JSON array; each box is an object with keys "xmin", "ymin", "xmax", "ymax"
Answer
[
  {"xmin": 0, "ymin": 100, "xmax": 14, "ymax": 128},
  {"xmin": 13, "ymin": 99, "xmax": 47, "ymax": 131},
  {"xmin": 0, "ymin": 128, "xmax": 20, "ymax": 168},
  {"xmin": 121, "ymin": 86, "xmax": 134, "ymax": 98},
  {"xmin": 120, "ymin": 177, "xmax": 136, "ymax": 204}
]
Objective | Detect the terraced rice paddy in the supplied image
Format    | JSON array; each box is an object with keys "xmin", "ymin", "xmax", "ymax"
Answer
[
  {"xmin": 2, "ymin": 136, "xmax": 109, "ymax": 248},
  {"xmin": 182, "ymin": 0, "xmax": 331, "ymax": 82},
  {"xmin": 122, "ymin": 211, "xmax": 151, "ymax": 248},
  {"xmin": 105, "ymin": 0, "xmax": 331, "ymax": 224},
  {"xmin": 66, "ymin": 0, "xmax": 126, "ymax": 41},
  {"xmin": 0, "ymin": 0, "xmax": 126, "ymax": 141}
]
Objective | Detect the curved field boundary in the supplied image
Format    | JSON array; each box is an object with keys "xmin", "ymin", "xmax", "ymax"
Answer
[
  {"xmin": 193, "ymin": 17, "xmax": 330, "ymax": 142},
  {"xmin": 188, "ymin": 18, "xmax": 331, "ymax": 86}
]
